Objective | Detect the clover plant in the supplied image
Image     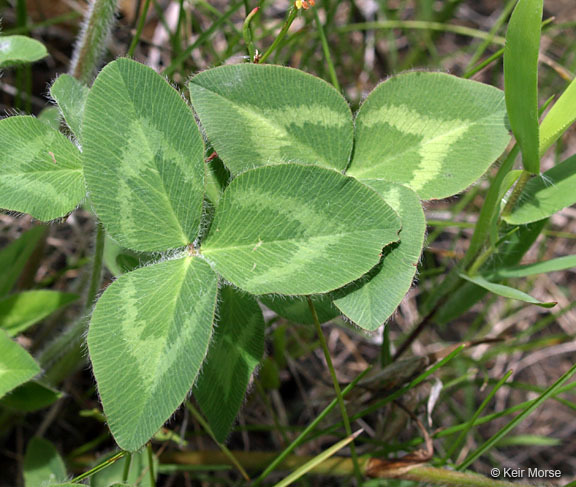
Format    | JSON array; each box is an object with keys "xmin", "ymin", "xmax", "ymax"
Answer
[
  {"xmin": 3, "ymin": 1, "xmax": 576, "ymax": 484},
  {"xmin": 0, "ymin": 54, "xmax": 516, "ymax": 450}
]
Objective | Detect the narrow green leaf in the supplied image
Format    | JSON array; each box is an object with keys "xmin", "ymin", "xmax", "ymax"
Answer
[
  {"xmin": 202, "ymin": 164, "xmax": 401, "ymax": 295},
  {"xmin": 0, "ymin": 35, "xmax": 48, "ymax": 68},
  {"xmin": 23, "ymin": 437, "xmax": 67, "ymax": 487},
  {"xmin": 333, "ymin": 181, "xmax": 426, "ymax": 330},
  {"xmin": 347, "ymin": 72, "xmax": 510, "ymax": 199},
  {"xmin": 189, "ymin": 64, "xmax": 354, "ymax": 174},
  {"xmin": 195, "ymin": 286, "xmax": 265, "ymax": 443},
  {"xmin": 50, "ymin": 74, "xmax": 90, "ymax": 140},
  {"xmin": 0, "ymin": 290, "xmax": 79, "ymax": 336},
  {"xmin": 83, "ymin": 58, "xmax": 205, "ymax": 252},
  {"xmin": 505, "ymin": 154, "xmax": 576, "ymax": 224},
  {"xmin": 0, "ymin": 226, "xmax": 46, "ymax": 298},
  {"xmin": 0, "ymin": 380, "xmax": 62, "ymax": 412},
  {"xmin": 460, "ymin": 274, "xmax": 555, "ymax": 308},
  {"xmin": 0, "ymin": 329, "xmax": 40, "ymax": 399},
  {"xmin": 88, "ymin": 257, "xmax": 218, "ymax": 451},
  {"xmin": 504, "ymin": 0, "xmax": 542, "ymax": 174},
  {"xmin": 260, "ymin": 294, "xmax": 340, "ymax": 325},
  {"xmin": 491, "ymin": 255, "xmax": 576, "ymax": 278},
  {"xmin": 540, "ymin": 78, "xmax": 576, "ymax": 156},
  {"xmin": 0, "ymin": 116, "xmax": 84, "ymax": 220},
  {"xmin": 435, "ymin": 219, "xmax": 547, "ymax": 324}
]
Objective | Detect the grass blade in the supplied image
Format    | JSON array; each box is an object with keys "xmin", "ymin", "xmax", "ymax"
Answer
[
  {"xmin": 253, "ymin": 366, "xmax": 372, "ymax": 484},
  {"xmin": 272, "ymin": 430, "xmax": 363, "ymax": 487},
  {"xmin": 460, "ymin": 274, "xmax": 556, "ymax": 308},
  {"xmin": 458, "ymin": 361, "xmax": 576, "ymax": 469},
  {"xmin": 504, "ymin": 0, "xmax": 543, "ymax": 174},
  {"xmin": 445, "ymin": 370, "xmax": 513, "ymax": 462}
]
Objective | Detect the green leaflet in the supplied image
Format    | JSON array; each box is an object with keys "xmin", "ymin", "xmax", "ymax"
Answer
[
  {"xmin": 0, "ymin": 329, "xmax": 40, "ymax": 399},
  {"xmin": 333, "ymin": 181, "xmax": 426, "ymax": 330},
  {"xmin": 23, "ymin": 437, "xmax": 67, "ymax": 487},
  {"xmin": 461, "ymin": 274, "xmax": 555, "ymax": 308},
  {"xmin": 87, "ymin": 257, "xmax": 218, "ymax": 451},
  {"xmin": 347, "ymin": 72, "xmax": 510, "ymax": 200},
  {"xmin": 50, "ymin": 74, "xmax": 90, "ymax": 140},
  {"xmin": 0, "ymin": 291, "xmax": 79, "ymax": 336},
  {"xmin": 0, "ymin": 116, "xmax": 84, "ymax": 221},
  {"xmin": 260, "ymin": 294, "xmax": 340, "ymax": 325},
  {"xmin": 83, "ymin": 58, "xmax": 205, "ymax": 252},
  {"xmin": 504, "ymin": 155, "xmax": 576, "ymax": 225},
  {"xmin": 202, "ymin": 164, "xmax": 401, "ymax": 295},
  {"xmin": 0, "ymin": 35, "xmax": 48, "ymax": 68},
  {"xmin": 540, "ymin": 78, "xmax": 576, "ymax": 156},
  {"xmin": 504, "ymin": 0, "xmax": 542, "ymax": 174},
  {"xmin": 189, "ymin": 63, "xmax": 354, "ymax": 174},
  {"xmin": 195, "ymin": 286, "xmax": 265, "ymax": 443}
]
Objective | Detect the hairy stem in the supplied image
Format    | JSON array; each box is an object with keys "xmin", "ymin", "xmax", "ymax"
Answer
[
  {"xmin": 69, "ymin": 0, "xmax": 119, "ymax": 84},
  {"xmin": 501, "ymin": 170, "xmax": 533, "ymax": 217}
]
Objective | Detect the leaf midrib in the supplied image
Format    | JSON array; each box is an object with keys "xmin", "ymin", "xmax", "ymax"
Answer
[{"xmin": 203, "ymin": 228, "xmax": 397, "ymax": 254}]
